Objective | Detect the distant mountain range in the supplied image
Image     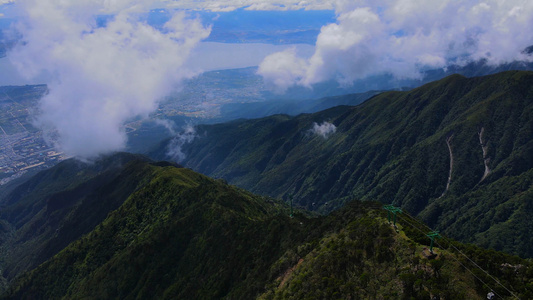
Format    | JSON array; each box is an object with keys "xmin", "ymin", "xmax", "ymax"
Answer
[
  {"xmin": 126, "ymin": 57, "xmax": 533, "ymax": 154},
  {"xmin": 151, "ymin": 70, "xmax": 533, "ymax": 258},
  {"xmin": 0, "ymin": 153, "xmax": 531, "ymax": 299},
  {"xmin": 182, "ymin": 57, "xmax": 533, "ymax": 105}
]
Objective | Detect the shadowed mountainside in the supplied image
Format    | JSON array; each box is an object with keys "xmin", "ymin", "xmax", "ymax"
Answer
[
  {"xmin": 152, "ymin": 71, "xmax": 533, "ymax": 257},
  {"xmin": 0, "ymin": 154, "xmax": 531, "ymax": 299},
  {"xmin": 0, "ymin": 153, "xmax": 155, "ymax": 283}
]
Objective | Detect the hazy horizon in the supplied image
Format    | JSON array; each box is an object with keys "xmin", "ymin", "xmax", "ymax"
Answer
[{"xmin": 1, "ymin": 0, "xmax": 532, "ymax": 158}]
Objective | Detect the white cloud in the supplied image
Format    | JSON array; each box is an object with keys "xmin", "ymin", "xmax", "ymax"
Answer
[
  {"xmin": 8, "ymin": 0, "xmax": 210, "ymax": 158},
  {"xmin": 245, "ymin": 3, "xmax": 289, "ymax": 11},
  {"xmin": 259, "ymin": 0, "xmax": 533, "ymax": 91},
  {"xmin": 154, "ymin": 119, "xmax": 177, "ymax": 136},
  {"xmin": 309, "ymin": 121, "xmax": 336, "ymax": 138},
  {"xmin": 166, "ymin": 124, "xmax": 197, "ymax": 162},
  {"xmin": 257, "ymin": 48, "xmax": 309, "ymax": 93},
  {"xmin": 187, "ymin": 42, "xmax": 314, "ymax": 73},
  {"xmin": 162, "ymin": 0, "xmax": 335, "ymax": 11}
]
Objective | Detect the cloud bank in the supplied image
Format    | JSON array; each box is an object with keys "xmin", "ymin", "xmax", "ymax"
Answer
[
  {"xmin": 259, "ymin": 0, "xmax": 533, "ymax": 90},
  {"xmin": 9, "ymin": 0, "xmax": 210, "ymax": 158},
  {"xmin": 309, "ymin": 121, "xmax": 336, "ymax": 138}
]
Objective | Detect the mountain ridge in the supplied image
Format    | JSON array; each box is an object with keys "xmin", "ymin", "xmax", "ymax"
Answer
[
  {"xmin": 0, "ymin": 153, "xmax": 157, "ymax": 282},
  {"xmin": 0, "ymin": 154, "xmax": 531, "ymax": 299},
  {"xmin": 152, "ymin": 70, "xmax": 533, "ymax": 257}
]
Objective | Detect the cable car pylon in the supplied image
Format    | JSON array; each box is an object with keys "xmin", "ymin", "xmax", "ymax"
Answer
[
  {"xmin": 426, "ymin": 231, "xmax": 441, "ymax": 254},
  {"xmin": 383, "ymin": 205, "xmax": 402, "ymax": 227}
]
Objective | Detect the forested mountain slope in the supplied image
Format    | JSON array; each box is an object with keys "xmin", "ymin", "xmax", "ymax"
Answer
[
  {"xmin": 152, "ymin": 71, "xmax": 533, "ymax": 257},
  {"xmin": 1, "ymin": 155, "xmax": 531, "ymax": 299},
  {"xmin": 0, "ymin": 153, "xmax": 154, "ymax": 285}
]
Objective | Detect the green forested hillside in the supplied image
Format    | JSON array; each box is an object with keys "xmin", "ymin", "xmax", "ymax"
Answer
[
  {"xmin": 0, "ymin": 153, "xmax": 154, "ymax": 284},
  {"xmin": 1, "ymin": 156, "xmax": 531, "ymax": 299},
  {"xmin": 151, "ymin": 71, "xmax": 533, "ymax": 257}
]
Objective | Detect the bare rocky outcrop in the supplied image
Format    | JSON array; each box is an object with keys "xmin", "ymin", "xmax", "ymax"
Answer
[
  {"xmin": 439, "ymin": 134, "xmax": 454, "ymax": 199},
  {"xmin": 478, "ymin": 127, "xmax": 491, "ymax": 183}
]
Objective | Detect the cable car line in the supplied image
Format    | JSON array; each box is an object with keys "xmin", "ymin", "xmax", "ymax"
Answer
[{"xmin": 389, "ymin": 209, "xmax": 520, "ymax": 299}]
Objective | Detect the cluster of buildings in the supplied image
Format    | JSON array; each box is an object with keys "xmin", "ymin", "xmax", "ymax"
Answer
[
  {"xmin": 0, "ymin": 130, "xmax": 68, "ymax": 185},
  {"xmin": 0, "ymin": 85, "xmax": 68, "ymax": 186}
]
